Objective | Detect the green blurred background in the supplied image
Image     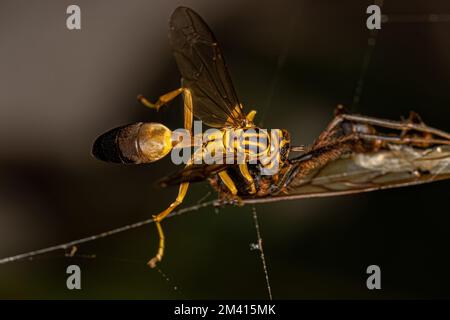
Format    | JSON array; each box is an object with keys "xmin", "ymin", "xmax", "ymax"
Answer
[{"xmin": 1, "ymin": 0, "xmax": 450, "ymax": 299}]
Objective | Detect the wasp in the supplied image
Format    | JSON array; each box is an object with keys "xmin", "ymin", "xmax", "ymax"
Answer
[{"xmin": 93, "ymin": 7, "xmax": 450, "ymax": 267}]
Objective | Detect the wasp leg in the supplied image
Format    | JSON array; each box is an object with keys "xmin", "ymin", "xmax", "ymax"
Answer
[
  {"xmin": 148, "ymin": 182, "xmax": 190, "ymax": 268},
  {"xmin": 138, "ymin": 88, "xmax": 193, "ymax": 133},
  {"xmin": 182, "ymin": 88, "xmax": 193, "ymax": 132},
  {"xmin": 147, "ymin": 89, "xmax": 194, "ymax": 268},
  {"xmin": 138, "ymin": 88, "xmax": 184, "ymax": 112},
  {"xmin": 322, "ymin": 119, "xmax": 450, "ymax": 148},
  {"xmin": 218, "ymin": 171, "xmax": 238, "ymax": 195},
  {"xmin": 239, "ymin": 164, "xmax": 256, "ymax": 194}
]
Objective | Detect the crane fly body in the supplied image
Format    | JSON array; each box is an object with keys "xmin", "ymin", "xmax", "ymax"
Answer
[{"xmin": 92, "ymin": 7, "xmax": 450, "ymax": 267}]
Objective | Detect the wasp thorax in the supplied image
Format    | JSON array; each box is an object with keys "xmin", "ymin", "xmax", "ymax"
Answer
[{"xmin": 92, "ymin": 122, "xmax": 173, "ymax": 164}]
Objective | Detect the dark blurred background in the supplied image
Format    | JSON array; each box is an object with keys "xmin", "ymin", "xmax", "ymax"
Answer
[{"xmin": 1, "ymin": 0, "xmax": 450, "ymax": 299}]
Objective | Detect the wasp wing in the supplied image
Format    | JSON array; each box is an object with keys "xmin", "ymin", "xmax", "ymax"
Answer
[
  {"xmin": 170, "ymin": 7, "xmax": 246, "ymax": 128},
  {"xmin": 242, "ymin": 145, "xmax": 450, "ymax": 204},
  {"xmin": 158, "ymin": 163, "xmax": 231, "ymax": 187}
]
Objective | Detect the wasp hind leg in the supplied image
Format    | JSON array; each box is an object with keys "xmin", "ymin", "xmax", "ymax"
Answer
[
  {"xmin": 139, "ymin": 88, "xmax": 193, "ymax": 132},
  {"xmin": 138, "ymin": 88, "xmax": 184, "ymax": 112},
  {"xmin": 148, "ymin": 182, "xmax": 190, "ymax": 268}
]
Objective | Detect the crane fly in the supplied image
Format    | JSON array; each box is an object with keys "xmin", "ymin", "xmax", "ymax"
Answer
[{"xmin": 92, "ymin": 6, "xmax": 450, "ymax": 267}]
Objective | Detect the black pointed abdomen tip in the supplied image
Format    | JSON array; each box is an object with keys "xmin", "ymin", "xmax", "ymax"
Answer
[
  {"xmin": 92, "ymin": 127, "xmax": 124, "ymax": 163},
  {"xmin": 92, "ymin": 122, "xmax": 171, "ymax": 164}
]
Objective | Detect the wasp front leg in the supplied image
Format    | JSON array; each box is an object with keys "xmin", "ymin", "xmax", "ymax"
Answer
[
  {"xmin": 318, "ymin": 105, "xmax": 450, "ymax": 145},
  {"xmin": 216, "ymin": 170, "xmax": 249, "ymax": 206}
]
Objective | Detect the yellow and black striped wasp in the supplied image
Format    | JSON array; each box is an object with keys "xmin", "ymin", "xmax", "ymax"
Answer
[{"xmin": 93, "ymin": 7, "xmax": 450, "ymax": 267}]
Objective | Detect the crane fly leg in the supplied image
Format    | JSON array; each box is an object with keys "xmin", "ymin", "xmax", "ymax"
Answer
[
  {"xmin": 218, "ymin": 171, "xmax": 238, "ymax": 195},
  {"xmin": 358, "ymin": 133, "xmax": 450, "ymax": 146},
  {"xmin": 321, "ymin": 107, "xmax": 450, "ymax": 142}
]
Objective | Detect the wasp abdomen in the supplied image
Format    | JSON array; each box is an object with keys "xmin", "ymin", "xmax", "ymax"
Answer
[{"xmin": 92, "ymin": 122, "xmax": 173, "ymax": 164}]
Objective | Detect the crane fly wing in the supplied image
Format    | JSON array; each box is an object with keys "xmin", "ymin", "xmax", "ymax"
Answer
[
  {"xmin": 170, "ymin": 7, "xmax": 246, "ymax": 128},
  {"xmin": 242, "ymin": 145, "xmax": 450, "ymax": 204}
]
